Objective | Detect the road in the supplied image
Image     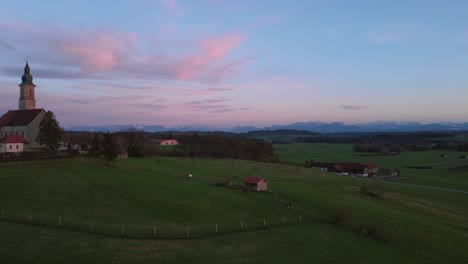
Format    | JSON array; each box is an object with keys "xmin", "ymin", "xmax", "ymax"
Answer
[{"xmin": 382, "ymin": 180, "xmax": 468, "ymax": 194}]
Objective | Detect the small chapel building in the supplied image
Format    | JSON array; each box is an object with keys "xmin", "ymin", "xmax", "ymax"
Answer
[{"xmin": 0, "ymin": 62, "xmax": 47, "ymax": 151}]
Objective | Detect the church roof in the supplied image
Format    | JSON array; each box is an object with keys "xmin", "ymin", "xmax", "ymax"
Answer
[
  {"xmin": 0, "ymin": 109, "xmax": 44, "ymax": 128},
  {"xmin": 0, "ymin": 135, "xmax": 29, "ymax": 144}
]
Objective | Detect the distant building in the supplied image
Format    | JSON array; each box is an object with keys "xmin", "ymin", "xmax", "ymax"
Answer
[
  {"xmin": 118, "ymin": 151, "xmax": 128, "ymax": 159},
  {"xmin": 243, "ymin": 176, "xmax": 269, "ymax": 191},
  {"xmin": 309, "ymin": 162, "xmax": 336, "ymax": 172},
  {"xmin": 311, "ymin": 161, "xmax": 378, "ymax": 177},
  {"xmin": 150, "ymin": 139, "xmax": 179, "ymax": 145},
  {"xmin": 0, "ymin": 134, "xmax": 29, "ymax": 153},
  {"xmin": 0, "ymin": 63, "xmax": 47, "ymax": 151}
]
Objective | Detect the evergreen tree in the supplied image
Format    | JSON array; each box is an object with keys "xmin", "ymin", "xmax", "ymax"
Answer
[
  {"xmin": 90, "ymin": 133, "xmax": 102, "ymax": 157},
  {"xmin": 36, "ymin": 111, "xmax": 62, "ymax": 152},
  {"xmin": 102, "ymin": 132, "xmax": 118, "ymax": 162}
]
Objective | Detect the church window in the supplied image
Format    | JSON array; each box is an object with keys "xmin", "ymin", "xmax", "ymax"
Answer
[
  {"xmin": 9, "ymin": 145, "xmax": 12, "ymax": 149},
  {"xmin": 16, "ymin": 145, "xmax": 19, "ymax": 149},
  {"xmin": 29, "ymin": 90, "xmax": 32, "ymax": 96}
]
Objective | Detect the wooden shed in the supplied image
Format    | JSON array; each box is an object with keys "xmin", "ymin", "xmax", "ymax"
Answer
[{"xmin": 243, "ymin": 176, "xmax": 269, "ymax": 191}]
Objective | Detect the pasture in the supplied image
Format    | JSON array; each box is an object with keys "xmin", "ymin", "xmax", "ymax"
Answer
[
  {"xmin": 0, "ymin": 157, "xmax": 467, "ymax": 263},
  {"xmin": 275, "ymin": 143, "xmax": 468, "ymax": 191}
]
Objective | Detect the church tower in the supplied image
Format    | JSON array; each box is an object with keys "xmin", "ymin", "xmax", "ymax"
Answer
[{"xmin": 18, "ymin": 62, "xmax": 36, "ymax": 110}]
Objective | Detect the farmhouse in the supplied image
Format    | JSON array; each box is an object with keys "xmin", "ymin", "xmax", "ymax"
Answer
[
  {"xmin": 311, "ymin": 161, "xmax": 378, "ymax": 177},
  {"xmin": 150, "ymin": 139, "xmax": 179, "ymax": 145},
  {"xmin": 0, "ymin": 63, "xmax": 47, "ymax": 151},
  {"xmin": 309, "ymin": 162, "xmax": 336, "ymax": 172},
  {"xmin": 0, "ymin": 135, "xmax": 29, "ymax": 153},
  {"xmin": 118, "ymin": 151, "xmax": 128, "ymax": 159},
  {"xmin": 243, "ymin": 176, "xmax": 269, "ymax": 191}
]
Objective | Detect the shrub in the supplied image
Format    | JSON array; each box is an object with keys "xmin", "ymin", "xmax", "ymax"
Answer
[{"xmin": 329, "ymin": 207, "xmax": 349, "ymax": 228}]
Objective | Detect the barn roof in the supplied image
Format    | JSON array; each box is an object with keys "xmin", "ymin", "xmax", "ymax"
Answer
[
  {"xmin": 243, "ymin": 176, "xmax": 268, "ymax": 184},
  {"xmin": 0, "ymin": 135, "xmax": 29, "ymax": 144},
  {"xmin": 0, "ymin": 109, "xmax": 44, "ymax": 128},
  {"xmin": 362, "ymin": 162, "xmax": 378, "ymax": 169}
]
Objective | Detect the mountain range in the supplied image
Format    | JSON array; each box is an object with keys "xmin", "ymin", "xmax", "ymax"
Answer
[{"xmin": 66, "ymin": 121, "xmax": 468, "ymax": 133}]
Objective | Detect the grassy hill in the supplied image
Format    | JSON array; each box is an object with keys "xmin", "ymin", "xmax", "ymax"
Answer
[{"xmin": 0, "ymin": 157, "xmax": 467, "ymax": 263}]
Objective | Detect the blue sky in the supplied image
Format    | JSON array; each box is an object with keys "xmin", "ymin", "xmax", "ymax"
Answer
[{"xmin": 0, "ymin": 0, "xmax": 467, "ymax": 127}]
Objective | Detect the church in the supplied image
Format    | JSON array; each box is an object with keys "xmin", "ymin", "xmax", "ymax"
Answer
[{"xmin": 0, "ymin": 63, "xmax": 47, "ymax": 152}]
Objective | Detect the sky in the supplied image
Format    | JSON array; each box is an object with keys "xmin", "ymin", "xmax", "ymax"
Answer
[{"xmin": 1, "ymin": 0, "xmax": 468, "ymax": 128}]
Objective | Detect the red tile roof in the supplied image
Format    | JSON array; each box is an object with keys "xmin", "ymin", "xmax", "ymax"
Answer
[
  {"xmin": 0, "ymin": 135, "xmax": 29, "ymax": 144},
  {"xmin": 0, "ymin": 109, "xmax": 44, "ymax": 128},
  {"xmin": 362, "ymin": 162, "xmax": 378, "ymax": 169},
  {"xmin": 243, "ymin": 176, "xmax": 268, "ymax": 184}
]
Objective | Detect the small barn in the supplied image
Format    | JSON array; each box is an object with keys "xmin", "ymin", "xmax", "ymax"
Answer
[{"xmin": 243, "ymin": 176, "xmax": 269, "ymax": 191}]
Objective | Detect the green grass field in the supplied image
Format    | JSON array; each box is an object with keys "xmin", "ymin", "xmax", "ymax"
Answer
[
  {"xmin": 275, "ymin": 143, "xmax": 468, "ymax": 191},
  {"xmin": 0, "ymin": 156, "xmax": 467, "ymax": 263}
]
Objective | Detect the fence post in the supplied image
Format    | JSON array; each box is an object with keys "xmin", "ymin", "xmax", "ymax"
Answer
[
  {"xmin": 91, "ymin": 223, "xmax": 94, "ymax": 232},
  {"xmin": 215, "ymin": 224, "xmax": 218, "ymax": 233},
  {"xmin": 240, "ymin": 219, "xmax": 243, "ymax": 230},
  {"xmin": 153, "ymin": 226, "xmax": 157, "ymax": 237},
  {"xmin": 1, "ymin": 209, "xmax": 3, "ymax": 218},
  {"xmin": 299, "ymin": 216, "xmax": 302, "ymax": 224},
  {"xmin": 282, "ymin": 216, "xmax": 285, "ymax": 225},
  {"xmin": 121, "ymin": 225, "xmax": 125, "ymax": 236},
  {"xmin": 186, "ymin": 227, "xmax": 190, "ymax": 238},
  {"xmin": 29, "ymin": 215, "xmax": 33, "ymax": 222},
  {"xmin": 58, "ymin": 216, "xmax": 62, "ymax": 226},
  {"xmin": 263, "ymin": 218, "xmax": 266, "ymax": 227}
]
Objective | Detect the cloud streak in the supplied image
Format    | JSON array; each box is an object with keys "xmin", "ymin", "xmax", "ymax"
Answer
[{"xmin": 339, "ymin": 105, "xmax": 369, "ymax": 111}]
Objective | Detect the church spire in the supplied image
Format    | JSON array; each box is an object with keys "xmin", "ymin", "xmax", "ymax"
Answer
[
  {"xmin": 19, "ymin": 61, "xmax": 36, "ymax": 110},
  {"xmin": 20, "ymin": 61, "xmax": 34, "ymax": 86},
  {"xmin": 24, "ymin": 61, "xmax": 30, "ymax": 75}
]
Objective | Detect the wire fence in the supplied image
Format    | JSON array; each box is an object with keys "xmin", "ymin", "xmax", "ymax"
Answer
[
  {"xmin": 1, "ymin": 208, "xmax": 467, "ymax": 261},
  {"xmin": 0, "ymin": 208, "xmax": 302, "ymax": 239}
]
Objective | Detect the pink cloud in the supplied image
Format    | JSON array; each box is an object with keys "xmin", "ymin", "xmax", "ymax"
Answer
[
  {"xmin": 57, "ymin": 31, "xmax": 137, "ymax": 72},
  {"xmin": 176, "ymin": 34, "xmax": 245, "ymax": 80},
  {"xmin": 1, "ymin": 20, "xmax": 248, "ymax": 83}
]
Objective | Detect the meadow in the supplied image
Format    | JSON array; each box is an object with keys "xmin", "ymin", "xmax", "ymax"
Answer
[
  {"xmin": 0, "ymin": 156, "xmax": 467, "ymax": 263},
  {"xmin": 274, "ymin": 143, "xmax": 468, "ymax": 191}
]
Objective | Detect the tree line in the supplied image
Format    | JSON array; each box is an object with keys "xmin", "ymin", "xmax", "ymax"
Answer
[{"xmin": 161, "ymin": 133, "xmax": 275, "ymax": 162}]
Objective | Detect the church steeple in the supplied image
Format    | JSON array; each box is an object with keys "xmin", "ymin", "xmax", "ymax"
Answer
[
  {"xmin": 19, "ymin": 61, "xmax": 37, "ymax": 110},
  {"xmin": 21, "ymin": 61, "xmax": 35, "ymax": 86},
  {"xmin": 24, "ymin": 62, "xmax": 30, "ymax": 74}
]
